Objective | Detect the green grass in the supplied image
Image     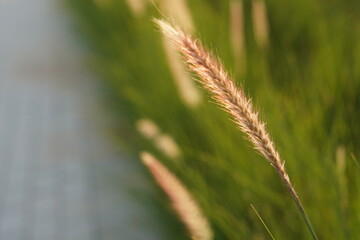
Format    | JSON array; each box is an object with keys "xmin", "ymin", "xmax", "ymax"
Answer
[{"xmin": 65, "ymin": 0, "xmax": 360, "ymax": 239}]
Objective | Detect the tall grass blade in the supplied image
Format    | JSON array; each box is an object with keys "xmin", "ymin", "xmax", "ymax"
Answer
[{"xmin": 250, "ymin": 204, "xmax": 276, "ymax": 240}]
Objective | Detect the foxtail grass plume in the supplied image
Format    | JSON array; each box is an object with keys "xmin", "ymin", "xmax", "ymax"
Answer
[
  {"xmin": 251, "ymin": 0, "xmax": 269, "ymax": 48},
  {"xmin": 154, "ymin": 19, "xmax": 318, "ymax": 240},
  {"xmin": 136, "ymin": 118, "xmax": 182, "ymax": 159},
  {"xmin": 140, "ymin": 152, "xmax": 213, "ymax": 240},
  {"xmin": 230, "ymin": 0, "xmax": 246, "ymax": 74}
]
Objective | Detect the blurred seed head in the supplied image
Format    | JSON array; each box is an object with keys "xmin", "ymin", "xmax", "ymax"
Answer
[
  {"xmin": 140, "ymin": 152, "xmax": 213, "ymax": 240},
  {"xmin": 154, "ymin": 133, "xmax": 182, "ymax": 159},
  {"xmin": 136, "ymin": 119, "xmax": 160, "ymax": 139},
  {"xmin": 159, "ymin": 0, "xmax": 201, "ymax": 108},
  {"xmin": 230, "ymin": 0, "xmax": 247, "ymax": 74},
  {"xmin": 125, "ymin": 0, "xmax": 149, "ymax": 17},
  {"xmin": 252, "ymin": 0, "xmax": 269, "ymax": 48},
  {"xmin": 162, "ymin": 38, "xmax": 202, "ymax": 108},
  {"xmin": 136, "ymin": 119, "xmax": 182, "ymax": 160},
  {"xmin": 336, "ymin": 145, "xmax": 346, "ymax": 172},
  {"xmin": 336, "ymin": 145, "xmax": 348, "ymax": 210}
]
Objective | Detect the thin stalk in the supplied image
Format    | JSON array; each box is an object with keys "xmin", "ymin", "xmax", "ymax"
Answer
[{"xmin": 250, "ymin": 204, "xmax": 276, "ymax": 240}]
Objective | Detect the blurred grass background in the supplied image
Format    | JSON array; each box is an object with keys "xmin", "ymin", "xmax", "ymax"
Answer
[{"xmin": 65, "ymin": 0, "xmax": 360, "ymax": 239}]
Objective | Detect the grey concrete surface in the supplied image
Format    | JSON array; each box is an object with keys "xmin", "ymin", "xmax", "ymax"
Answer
[{"xmin": 0, "ymin": 0, "xmax": 163, "ymax": 239}]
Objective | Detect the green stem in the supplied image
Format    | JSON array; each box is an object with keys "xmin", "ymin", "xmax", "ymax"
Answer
[
  {"xmin": 288, "ymin": 188, "xmax": 318, "ymax": 240},
  {"xmin": 297, "ymin": 202, "xmax": 318, "ymax": 240}
]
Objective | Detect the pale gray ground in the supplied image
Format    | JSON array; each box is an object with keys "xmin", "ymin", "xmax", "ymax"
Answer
[{"xmin": 0, "ymin": 0, "xmax": 163, "ymax": 239}]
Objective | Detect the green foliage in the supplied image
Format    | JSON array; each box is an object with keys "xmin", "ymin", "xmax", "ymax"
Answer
[{"xmin": 66, "ymin": 0, "xmax": 360, "ymax": 239}]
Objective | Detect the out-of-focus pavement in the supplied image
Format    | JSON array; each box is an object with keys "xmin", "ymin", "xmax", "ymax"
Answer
[{"xmin": 0, "ymin": 0, "xmax": 162, "ymax": 239}]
